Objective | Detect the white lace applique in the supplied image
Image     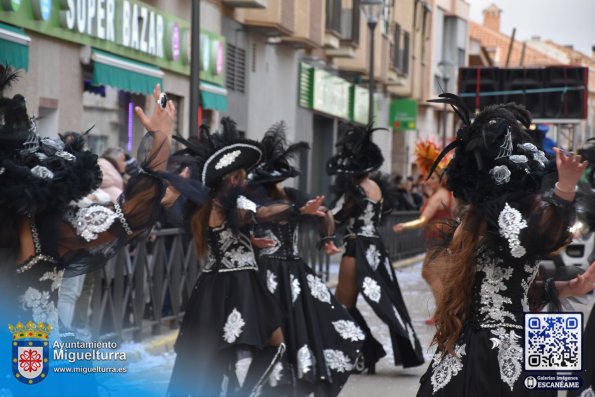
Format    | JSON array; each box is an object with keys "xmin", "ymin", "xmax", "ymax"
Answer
[
  {"xmin": 490, "ymin": 165, "xmax": 511, "ymax": 185},
  {"xmin": 332, "ymin": 320, "xmax": 365, "ymax": 342},
  {"xmin": 215, "ymin": 150, "xmax": 241, "ymax": 170},
  {"xmin": 236, "ymin": 195, "xmax": 257, "ymax": 213},
  {"xmin": 580, "ymin": 386, "xmax": 595, "ymax": 397},
  {"xmin": 521, "ymin": 265, "xmax": 539, "ymax": 312},
  {"xmin": 306, "ymin": 274, "xmax": 331, "ymax": 304},
  {"xmin": 268, "ymin": 362, "xmax": 283, "ymax": 387},
  {"xmin": 362, "ymin": 277, "xmax": 381, "ymax": 303},
  {"xmin": 259, "ymin": 230, "xmax": 280, "ymax": 256},
  {"xmin": 358, "ymin": 203, "xmax": 376, "ymax": 237},
  {"xmin": 297, "ymin": 345, "xmax": 313, "ymax": 377},
  {"xmin": 290, "ymin": 274, "xmax": 301, "ymax": 303},
  {"xmin": 490, "ymin": 328, "xmax": 522, "ymax": 391},
  {"xmin": 66, "ymin": 205, "xmax": 118, "ymax": 242},
  {"xmin": 292, "ymin": 225, "xmax": 299, "ymax": 255},
  {"xmin": 266, "ymin": 270, "xmax": 278, "ymax": 294},
  {"xmin": 393, "ymin": 306, "xmax": 406, "ymax": 330},
  {"xmin": 31, "ymin": 165, "xmax": 54, "ymax": 179},
  {"xmin": 365, "ymin": 244, "xmax": 381, "ymax": 271},
  {"xmin": 226, "ymin": 246, "xmax": 254, "ymax": 267},
  {"xmin": 477, "ymin": 253, "xmax": 516, "ymax": 324},
  {"xmin": 323, "ymin": 349, "xmax": 353, "ymax": 372},
  {"xmin": 39, "ymin": 268, "xmax": 64, "ymax": 292},
  {"xmin": 223, "ymin": 308, "xmax": 245, "ymax": 343},
  {"xmin": 498, "ymin": 203, "xmax": 528, "ymax": 258},
  {"xmin": 430, "ymin": 344, "xmax": 466, "ymax": 393},
  {"xmin": 19, "ymin": 287, "xmax": 59, "ymax": 326},
  {"xmin": 495, "ymin": 128, "xmax": 513, "ymax": 159},
  {"xmin": 533, "ymin": 150, "xmax": 547, "ymax": 168}
]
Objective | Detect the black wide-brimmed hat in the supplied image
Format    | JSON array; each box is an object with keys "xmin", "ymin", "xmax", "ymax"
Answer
[
  {"xmin": 249, "ymin": 121, "xmax": 309, "ymax": 185},
  {"xmin": 426, "ymin": 93, "xmax": 552, "ymax": 206},
  {"xmin": 326, "ymin": 123, "xmax": 384, "ymax": 175},
  {"xmin": 0, "ymin": 66, "xmax": 101, "ymax": 215},
  {"xmin": 173, "ymin": 117, "xmax": 262, "ymax": 188}
]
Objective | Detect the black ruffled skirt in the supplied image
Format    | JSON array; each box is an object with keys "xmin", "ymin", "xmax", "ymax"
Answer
[
  {"xmin": 168, "ymin": 269, "xmax": 283, "ymax": 396},
  {"xmin": 258, "ymin": 255, "xmax": 363, "ymax": 396}
]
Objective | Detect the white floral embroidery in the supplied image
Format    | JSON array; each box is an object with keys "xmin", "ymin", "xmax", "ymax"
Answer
[
  {"xmin": 266, "ymin": 270, "xmax": 278, "ymax": 294},
  {"xmin": 268, "ymin": 362, "xmax": 283, "ymax": 387},
  {"xmin": 65, "ymin": 205, "xmax": 118, "ymax": 242},
  {"xmin": 323, "ymin": 349, "xmax": 353, "ymax": 372},
  {"xmin": 508, "ymin": 154, "xmax": 528, "ymax": 164},
  {"xmin": 365, "ymin": 244, "xmax": 381, "ymax": 271},
  {"xmin": 393, "ymin": 306, "xmax": 405, "ymax": 330},
  {"xmin": 259, "ymin": 230, "xmax": 281, "ymax": 256},
  {"xmin": 31, "ymin": 165, "xmax": 54, "ymax": 179},
  {"xmin": 236, "ymin": 195, "xmax": 257, "ymax": 213},
  {"xmin": 39, "ymin": 268, "xmax": 64, "ymax": 292},
  {"xmin": 498, "ymin": 203, "xmax": 527, "ymax": 258},
  {"xmin": 533, "ymin": 150, "xmax": 548, "ymax": 167},
  {"xmin": 290, "ymin": 274, "xmax": 301, "ymax": 303},
  {"xmin": 215, "ymin": 150, "xmax": 241, "ymax": 170},
  {"xmin": 490, "ymin": 328, "xmax": 523, "ymax": 391},
  {"xmin": 358, "ymin": 203, "xmax": 377, "ymax": 237},
  {"xmin": 297, "ymin": 345, "xmax": 313, "ymax": 376},
  {"xmin": 518, "ymin": 142, "xmax": 537, "ymax": 153},
  {"xmin": 521, "ymin": 265, "xmax": 539, "ymax": 312},
  {"xmin": 19, "ymin": 287, "xmax": 58, "ymax": 326},
  {"xmin": 489, "ymin": 165, "xmax": 511, "ymax": 185},
  {"xmin": 362, "ymin": 277, "xmax": 381, "ymax": 303},
  {"xmin": 477, "ymin": 252, "xmax": 516, "ymax": 324},
  {"xmin": 222, "ymin": 308, "xmax": 245, "ymax": 343},
  {"xmin": 580, "ymin": 386, "xmax": 595, "ymax": 397},
  {"xmin": 332, "ymin": 320, "xmax": 365, "ymax": 342},
  {"xmin": 306, "ymin": 274, "xmax": 331, "ymax": 304},
  {"xmin": 430, "ymin": 344, "xmax": 466, "ymax": 393}
]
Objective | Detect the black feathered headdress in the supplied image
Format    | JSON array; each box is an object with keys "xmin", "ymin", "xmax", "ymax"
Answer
[
  {"xmin": 249, "ymin": 121, "xmax": 309, "ymax": 185},
  {"xmin": 172, "ymin": 117, "xmax": 262, "ymax": 188},
  {"xmin": 427, "ymin": 93, "xmax": 552, "ymax": 205},
  {"xmin": 327, "ymin": 123, "xmax": 385, "ymax": 175},
  {"xmin": 0, "ymin": 65, "xmax": 102, "ymax": 215}
]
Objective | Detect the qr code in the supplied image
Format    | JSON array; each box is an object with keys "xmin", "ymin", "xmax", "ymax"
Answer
[{"xmin": 524, "ymin": 313, "xmax": 582, "ymax": 371}]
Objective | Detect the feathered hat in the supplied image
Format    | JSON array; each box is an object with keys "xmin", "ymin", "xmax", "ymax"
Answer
[
  {"xmin": 172, "ymin": 117, "xmax": 262, "ymax": 188},
  {"xmin": 0, "ymin": 65, "xmax": 101, "ymax": 215},
  {"xmin": 249, "ymin": 121, "xmax": 309, "ymax": 185},
  {"xmin": 415, "ymin": 139, "xmax": 451, "ymax": 178},
  {"xmin": 326, "ymin": 123, "xmax": 384, "ymax": 175},
  {"xmin": 426, "ymin": 93, "xmax": 552, "ymax": 205}
]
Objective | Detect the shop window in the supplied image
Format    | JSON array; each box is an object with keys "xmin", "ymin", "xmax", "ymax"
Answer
[{"xmin": 87, "ymin": 135, "xmax": 108, "ymax": 155}]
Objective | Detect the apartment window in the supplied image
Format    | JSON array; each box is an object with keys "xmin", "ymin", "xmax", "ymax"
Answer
[
  {"xmin": 392, "ymin": 24, "xmax": 401, "ymax": 71},
  {"xmin": 326, "ymin": 0, "xmax": 341, "ymax": 33},
  {"xmin": 403, "ymin": 31, "xmax": 410, "ymax": 74},
  {"xmin": 226, "ymin": 44, "xmax": 246, "ymax": 94}
]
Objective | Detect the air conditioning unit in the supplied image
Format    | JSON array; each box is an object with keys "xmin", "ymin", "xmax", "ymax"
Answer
[{"xmin": 222, "ymin": 0, "xmax": 267, "ymax": 8}]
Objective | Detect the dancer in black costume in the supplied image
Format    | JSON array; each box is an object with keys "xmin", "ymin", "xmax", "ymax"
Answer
[
  {"xmin": 416, "ymin": 94, "xmax": 595, "ymax": 397},
  {"xmin": 248, "ymin": 122, "xmax": 364, "ymax": 396},
  {"xmin": 327, "ymin": 124, "xmax": 425, "ymax": 374},
  {"xmin": 167, "ymin": 119, "xmax": 325, "ymax": 397}
]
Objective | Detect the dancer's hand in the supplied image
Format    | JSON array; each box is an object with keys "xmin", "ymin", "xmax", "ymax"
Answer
[
  {"xmin": 563, "ymin": 261, "xmax": 595, "ymax": 298},
  {"xmin": 324, "ymin": 241, "xmax": 343, "ymax": 255},
  {"xmin": 134, "ymin": 84, "xmax": 176, "ymax": 138},
  {"xmin": 300, "ymin": 196, "xmax": 326, "ymax": 217},
  {"xmin": 553, "ymin": 147, "xmax": 587, "ymax": 192},
  {"xmin": 392, "ymin": 224, "xmax": 404, "ymax": 233},
  {"xmin": 251, "ymin": 236, "xmax": 276, "ymax": 249}
]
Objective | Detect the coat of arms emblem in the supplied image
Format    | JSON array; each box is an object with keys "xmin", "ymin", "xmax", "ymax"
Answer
[{"xmin": 9, "ymin": 321, "xmax": 52, "ymax": 385}]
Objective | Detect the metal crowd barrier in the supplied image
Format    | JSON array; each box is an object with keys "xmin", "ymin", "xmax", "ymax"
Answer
[{"xmin": 87, "ymin": 211, "xmax": 425, "ymax": 340}]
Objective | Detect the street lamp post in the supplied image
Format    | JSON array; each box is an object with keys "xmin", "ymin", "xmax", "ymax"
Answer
[
  {"xmin": 437, "ymin": 61, "xmax": 454, "ymax": 148},
  {"xmin": 360, "ymin": 0, "xmax": 385, "ymax": 126}
]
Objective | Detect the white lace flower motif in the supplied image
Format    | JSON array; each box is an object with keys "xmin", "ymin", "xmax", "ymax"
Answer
[
  {"xmin": 268, "ymin": 362, "xmax": 283, "ymax": 387},
  {"xmin": 323, "ymin": 349, "xmax": 353, "ymax": 372},
  {"xmin": 56, "ymin": 150, "xmax": 76, "ymax": 161},
  {"xmin": 489, "ymin": 165, "xmax": 511, "ymax": 185},
  {"xmin": 215, "ymin": 150, "xmax": 241, "ymax": 170},
  {"xmin": 297, "ymin": 345, "xmax": 313, "ymax": 376},
  {"xmin": 498, "ymin": 203, "xmax": 528, "ymax": 258},
  {"xmin": 266, "ymin": 270, "xmax": 278, "ymax": 294},
  {"xmin": 66, "ymin": 205, "xmax": 118, "ymax": 242},
  {"xmin": 31, "ymin": 165, "xmax": 54, "ymax": 179},
  {"xmin": 223, "ymin": 308, "xmax": 245, "ymax": 343},
  {"xmin": 518, "ymin": 143, "xmax": 537, "ymax": 153},
  {"xmin": 290, "ymin": 274, "xmax": 301, "ymax": 303},
  {"xmin": 306, "ymin": 274, "xmax": 331, "ymax": 304},
  {"xmin": 508, "ymin": 155, "xmax": 528, "ymax": 164},
  {"xmin": 362, "ymin": 277, "xmax": 381, "ymax": 303},
  {"xmin": 332, "ymin": 320, "xmax": 365, "ymax": 342},
  {"xmin": 365, "ymin": 244, "xmax": 381, "ymax": 271},
  {"xmin": 533, "ymin": 150, "xmax": 548, "ymax": 167},
  {"xmin": 430, "ymin": 343, "xmax": 466, "ymax": 393}
]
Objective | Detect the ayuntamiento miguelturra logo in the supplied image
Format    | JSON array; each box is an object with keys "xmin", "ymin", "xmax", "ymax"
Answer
[{"xmin": 9, "ymin": 321, "xmax": 51, "ymax": 385}]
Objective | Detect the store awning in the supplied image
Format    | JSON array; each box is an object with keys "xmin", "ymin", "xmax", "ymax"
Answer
[
  {"xmin": 0, "ymin": 23, "xmax": 31, "ymax": 71},
  {"xmin": 91, "ymin": 49, "xmax": 163, "ymax": 95},
  {"xmin": 200, "ymin": 82, "xmax": 228, "ymax": 111}
]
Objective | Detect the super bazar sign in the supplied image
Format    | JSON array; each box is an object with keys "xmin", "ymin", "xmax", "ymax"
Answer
[{"xmin": 0, "ymin": 0, "xmax": 224, "ymax": 80}]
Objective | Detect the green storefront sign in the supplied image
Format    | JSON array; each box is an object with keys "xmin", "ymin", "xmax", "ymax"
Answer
[
  {"xmin": 390, "ymin": 99, "xmax": 417, "ymax": 131},
  {"xmin": 0, "ymin": 0, "xmax": 225, "ymax": 85}
]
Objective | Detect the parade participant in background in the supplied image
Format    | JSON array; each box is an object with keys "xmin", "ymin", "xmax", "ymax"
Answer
[
  {"xmin": 327, "ymin": 124, "xmax": 425, "ymax": 374},
  {"xmin": 0, "ymin": 65, "xmax": 174, "ymax": 394},
  {"xmin": 167, "ymin": 118, "xmax": 325, "ymax": 397},
  {"xmin": 416, "ymin": 94, "xmax": 595, "ymax": 397},
  {"xmin": 393, "ymin": 140, "xmax": 454, "ymax": 325},
  {"xmin": 248, "ymin": 121, "xmax": 363, "ymax": 396}
]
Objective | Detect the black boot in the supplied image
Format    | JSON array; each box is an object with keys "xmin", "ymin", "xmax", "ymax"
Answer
[
  {"xmin": 240, "ymin": 343, "xmax": 286, "ymax": 396},
  {"xmin": 347, "ymin": 306, "xmax": 386, "ymax": 374}
]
